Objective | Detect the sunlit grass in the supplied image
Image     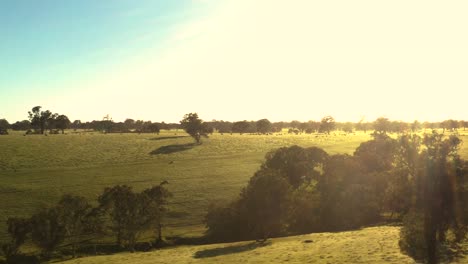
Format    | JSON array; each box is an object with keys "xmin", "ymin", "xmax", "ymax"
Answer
[{"xmin": 60, "ymin": 226, "xmax": 419, "ymax": 264}]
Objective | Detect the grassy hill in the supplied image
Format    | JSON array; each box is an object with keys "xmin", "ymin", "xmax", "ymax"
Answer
[{"xmin": 60, "ymin": 226, "xmax": 423, "ymax": 264}]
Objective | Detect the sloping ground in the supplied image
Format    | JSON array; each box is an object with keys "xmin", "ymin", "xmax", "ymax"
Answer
[{"xmin": 61, "ymin": 226, "xmax": 430, "ymax": 264}]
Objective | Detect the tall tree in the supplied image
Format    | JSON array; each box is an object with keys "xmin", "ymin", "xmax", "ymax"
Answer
[
  {"xmin": 256, "ymin": 119, "xmax": 272, "ymax": 134},
  {"xmin": 319, "ymin": 116, "xmax": 335, "ymax": 134},
  {"xmin": 57, "ymin": 195, "xmax": 93, "ymax": 258},
  {"xmin": 373, "ymin": 117, "xmax": 391, "ymax": 135},
  {"xmin": 180, "ymin": 113, "xmax": 209, "ymax": 144},
  {"xmin": 28, "ymin": 106, "xmax": 55, "ymax": 134},
  {"xmin": 0, "ymin": 118, "xmax": 9, "ymax": 134},
  {"xmin": 55, "ymin": 115, "xmax": 71, "ymax": 134},
  {"xmin": 30, "ymin": 208, "xmax": 66, "ymax": 260}
]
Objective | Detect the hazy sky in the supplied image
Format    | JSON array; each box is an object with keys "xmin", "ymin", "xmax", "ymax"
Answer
[{"xmin": 1, "ymin": 0, "xmax": 467, "ymax": 123}]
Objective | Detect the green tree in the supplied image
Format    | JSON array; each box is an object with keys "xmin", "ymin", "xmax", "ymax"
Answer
[
  {"xmin": 242, "ymin": 169, "xmax": 292, "ymax": 241},
  {"xmin": 399, "ymin": 132, "xmax": 466, "ymax": 263},
  {"xmin": 256, "ymin": 119, "xmax": 272, "ymax": 134},
  {"xmin": 373, "ymin": 117, "xmax": 391, "ymax": 135},
  {"xmin": 180, "ymin": 113, "xmax": 209, "ymax": 144},
  {"xmin": 57, "ymin": 194, "xmax": 93, "ymax": 258},
  {"xmin": 319, "ymin": 116, "xmax": 335, "ymax": 134},
  {"xmin": 28, "ymin": 106, "xmax": 56, "ymax": 134},
  {"xmin": 0, "ymin": 118, "xmax": 9, "ymax": 135},
  {"xmin": 232, "ymin": 120, "xmax": 253, "ymax": 134},
  {"xmin": 30, "ymin": 208, "xmax": 66, "ymax": 259},
  {"xmin": 55, "ymin": 115, "xmax": 71, "ymax": 134},
  {"xmin": 141, "ymin": 182, "xmax": 172, "ymax": 243},
  {"xmin": 98, "ymin": 184, "xmax": 170, "ymax": 251}
]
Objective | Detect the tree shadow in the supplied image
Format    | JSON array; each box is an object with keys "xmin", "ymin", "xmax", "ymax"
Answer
[
  {"xmin": 150, "ymin": 143, "xmax": 196, "ymax": 155},
  {"xmin": 148, "ymin": 136, "xmax": 189, "ymax": 141},
  {"xmin": 193, "ymin": 241, "xmax": 271, "ymax": 259}
]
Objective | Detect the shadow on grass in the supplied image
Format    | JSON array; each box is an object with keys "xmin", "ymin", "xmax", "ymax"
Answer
[
  {"xmin": 148, "ymin": 136, "xmax": 189, "ymax": 141},
  {"xmin": 150, "ymin": 143, "xmax": 196, "ymax": 155},
  {"xmin": 193, "ymin": 241, "xmax": 271, "ymax": 259}
]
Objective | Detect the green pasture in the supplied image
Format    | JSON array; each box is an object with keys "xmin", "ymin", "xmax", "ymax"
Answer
[{"xmin": 0, "ymin": 129, "xmax": 467, "ymax": 242}]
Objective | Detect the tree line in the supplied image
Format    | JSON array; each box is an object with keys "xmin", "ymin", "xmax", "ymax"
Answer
[
  {"xmin": 0, "ymin": 107, "xmax": 466, "ymax": 136},
  {"xmin": 204, "ymin": 130, "xmax": 467, "ymax": 263},
  {"xmin": 1, "ymin": 183, "xmax": 171, "ymax": 263}
]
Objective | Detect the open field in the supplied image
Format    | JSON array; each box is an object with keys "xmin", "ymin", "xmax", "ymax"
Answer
[
  {"xmin": 61, "ymin": 225, "xmax": 460, "ymax": 264},
  {"xmin": 0, "ymin": 129, "xmax": 467, "ymax": 242}
]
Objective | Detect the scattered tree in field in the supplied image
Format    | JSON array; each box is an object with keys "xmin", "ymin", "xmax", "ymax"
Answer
[
  {"xmin": 319, "ymin": 116, "xmax": 335, "ymax": 134},
  {"xmin": 341, "ymin": 122, "xmax": 354, "ymax": 133},
  {"xmin": 256, "ymin": 119, "xmax": 272, "ymax": 134},
  {"xmin": 0, "ymin": 118, "xmax": 9, "ymax": 135},
  {"xmin": 30, "ymin": 208, "xmax": 66, "ymax": 259},
  {"xmin": 55, "ymin": 115, "xmax": 71, "ymax": 134},
  {"xmin": 28, "ymin": 106, "xmax": 56, "ymax": 134},
  {"xmin": 232, "ymin": 120, "xmax": 253, "ymax": 134},
  {"xmin": 180, "ymin": 113, "xmax": 209, "ymax": 144},
  {"xmin": 373, "ymin": 117, "xmax": 391, "ymax": 135},
  {"xmin": 71, "ymin": 120, "xmax": 82, "ymax": 131}
]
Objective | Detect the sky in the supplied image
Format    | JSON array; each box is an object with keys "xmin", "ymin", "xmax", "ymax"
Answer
[{"xmin": 1, "ymin": 0, "xmax": 467, "ymax": 123}]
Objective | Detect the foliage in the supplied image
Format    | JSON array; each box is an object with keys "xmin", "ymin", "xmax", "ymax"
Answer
[
  {"xmin": 98, "ymin": 184, "xmax": 171, "ymax": 251},
  {"xmin": 180, "ymin": 113, "xmax": 209, "ymax": 144},
  {"xmin": 30, "ymin": 207, "xmax": 66, "ymax": 259},
  {"xmin": 28, "ymin": 106, "xmax": 56, "ymax": 134},
  {"xmin": 55, "ymin": 115, "xmax": 71, "ymax": 134},
  {"xmin": 0, "ymin": 119, "xmax": 9, "ymax": 135},
  {"xmin": 242, "ymin": 170, "xmax": 292, "ymax": 240},
  {"xmin": 255, "ymin": 119, "xmax": 272, "ymax": 134},
  {"xmin": 319, "ymin": 116, "xmax": 335, "ymax": 134}
]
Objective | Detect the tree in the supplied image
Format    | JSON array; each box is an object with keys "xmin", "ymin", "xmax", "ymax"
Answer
[
  {"xmin": 256, "ymin": 119, "xmax": 272, "ymax": 134},
  {"xmin": 261, "ymin": 145, "xmax": 328, "ymax": 188},
  {"xmin": 124, "ymin": 119, "xmax": 135, "ymax": 131},
  {"xmin": 232, "ymin": 120, "xmax": 253, "ymax": 134},
  {"xmin": 55, "ymin": 115, "xmax": 71, "ymax": 134},
  {"xmin": 0, "ymin": 118, "xmax": 9, "ymax": 135},
  {"xmin": 98, "ymin": 184, "xmax": 170, "ymax": 251},
  {"xmin": 11, "ymin": 120, "xmax": 31, "ymax": 131},
  {"xmin": 373, "ymin": 117, "xmax": 391, "ymax": 135},
  {"xmin": 399, "ymin": 132, "xmax": 466, "ymax": 263},
  {"xmin": 242, "ymin": 169, "xmax": 292, "ymax": 241},
  {"xmin": 30, "ymin": 208, "xmax": 66, "ymax": 259},
  {"xmin": 57, "ymin": 194, "xmax": 93, "ymax": 258},
  {"xmin": 1, "ymin": 217, "xmax": 31, "ymax": 259},
  {"xmin": 180, "ymin": 113, "xmax": 209, "ymax": 144},
  {"xmin": 28, "ymin": 106, "xmax": 55, "ymax": 134},
  {"xmin": 141, "ymin": 182, "xmax": 172, "ymax": 243},
  {"xmin": 319, "ymin": 116, "xmax": 335, "ymax": 134},
  {"xmin": 71, "ymin": 120, "xmax": 82, "ymax": 131}
]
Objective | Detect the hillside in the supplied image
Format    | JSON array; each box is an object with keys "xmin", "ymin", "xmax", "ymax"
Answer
[{"xmin": 60, "ymin": 226, "xmax": 424, "ymax": 264}]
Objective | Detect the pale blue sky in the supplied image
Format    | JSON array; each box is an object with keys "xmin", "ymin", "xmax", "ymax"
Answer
[{"xmin": 1, "ymin": 0, "xmax": 467, "ymax": 123}]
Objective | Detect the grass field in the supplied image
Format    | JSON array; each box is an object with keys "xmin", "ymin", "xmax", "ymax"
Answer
[
  {"xmin": 59, "ymin": 226, "xmax": 431, "ymax": 264},
  {"xmin": 0, "ymin": 129, "xmax": 467, "ymax": 244}
]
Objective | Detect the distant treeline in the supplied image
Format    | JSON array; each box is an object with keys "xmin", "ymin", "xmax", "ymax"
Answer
[{"xmin": 0, "ymin": 106, "xmax": 466, "ymax": 135}]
